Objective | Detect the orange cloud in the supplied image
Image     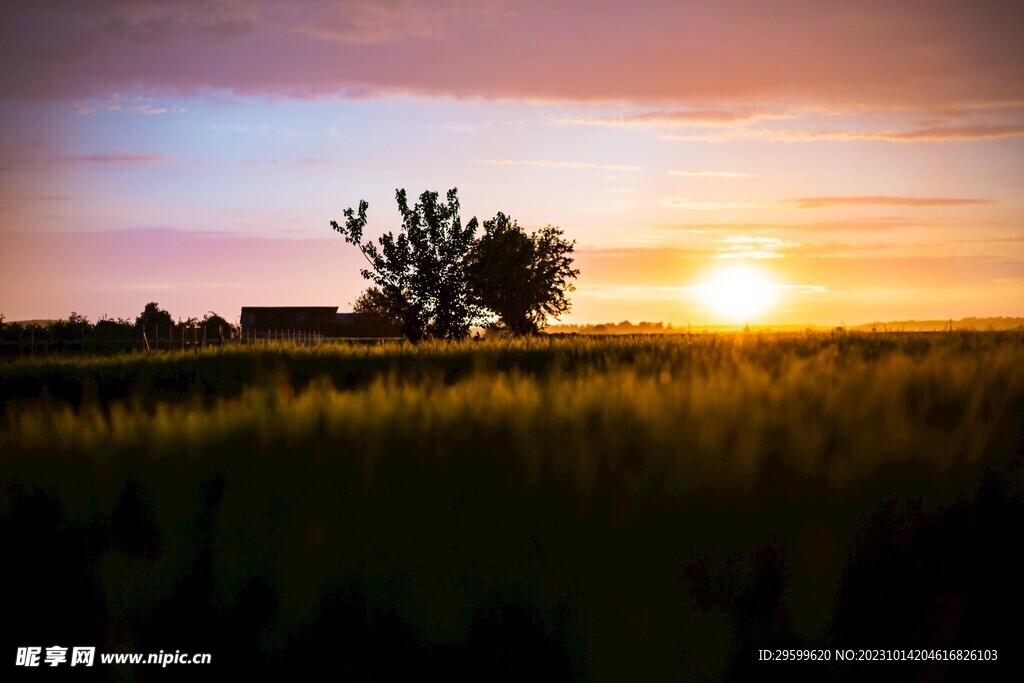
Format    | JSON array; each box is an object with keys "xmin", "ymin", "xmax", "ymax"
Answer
[
  {"xmin": 791, "ymin": 197, "xmax": 994, "ymax": 209},
  {"xmin": 713, "ymin": 236, "xmax": 794, "ymax": 259},
  {"xmin": 656, "ymin": 217, "xmax": 920, "ymax": 233},
  {"xmin": 555, "ymin": 109, "xmax": 789, "ymax": 128},
  {"xmin": 667, "ymin": 170, "xmax": 751, "ymax": 178},
  {"xmin": 662, "ymin": 198, "xmax": 764, "ymax": 210},
  {"xmin": 573, "ymin": 247, "xmax": 1024, "ymax": 291}
]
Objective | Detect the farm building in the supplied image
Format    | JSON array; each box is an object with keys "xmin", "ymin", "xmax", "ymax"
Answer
[{"xmin": 240, "ymin": 306, "xmax": 344, "ymax": 332}]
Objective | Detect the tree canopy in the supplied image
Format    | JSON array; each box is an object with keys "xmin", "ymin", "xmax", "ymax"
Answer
[
  {"xmin": 466, "ymin": 213, "xmax": 578, "ymax": 336},
  {"xmin": 331, "ymin": 188, "xmax": 577, "ymax": 340},
  {"xmin": 134, "ymin": 302, "xmax": 173, "ymax": 331},
  {"xmin": 332, "ymin": 188, "xmax": 481, "ymax": 341}
]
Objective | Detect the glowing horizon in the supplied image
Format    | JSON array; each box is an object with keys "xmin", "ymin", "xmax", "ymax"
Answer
[{"xmin": 1, "ymin": 1, "xmax": 1022, "ymax": 327}]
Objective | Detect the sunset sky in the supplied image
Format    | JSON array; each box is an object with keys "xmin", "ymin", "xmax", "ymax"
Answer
[{"xmin": 2, "ymin": 0, "xmax": 1023, "ymax": 326}]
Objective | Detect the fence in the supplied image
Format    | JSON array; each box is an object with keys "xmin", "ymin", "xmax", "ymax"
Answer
[
  {"xmin": 235, "ymin": 329, "xmax": 402, "ymax": 346},
  {"xmin": 140, "ymin": 325, "xmax": 326, "ymax": 351},
  {"xmin": 235, "ymin": 327, "xmax": 324, "ymax": 347}
]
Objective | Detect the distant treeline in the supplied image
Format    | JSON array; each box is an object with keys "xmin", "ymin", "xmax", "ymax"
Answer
[
  {"xmin": 546, "ymin": 320, "xmax": 680, "ymax": 335},
  {"xmin": 851, "ymin": 317, "xmax": 1024, "ymax": 332},
  {"xmin": 0, "ymin": 304, "xmax": 235, "ymax": 355},
  {"xmin": 0, "ymin": 302, "xmax": 402, "ymax": 356},
  {"xmin": 547, "ymin": 316, "xmax": 1024, "ymax": 335}
]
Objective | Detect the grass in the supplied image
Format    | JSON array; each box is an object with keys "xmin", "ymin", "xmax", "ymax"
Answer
[{"xmin": 2, "ymin": 332, "xmax": 1023, "ymax": 680}]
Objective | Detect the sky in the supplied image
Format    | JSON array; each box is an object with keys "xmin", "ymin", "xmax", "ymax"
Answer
[{"xmin": 1, "ymin": 0, "xmax": 1023, "ymax": 327}]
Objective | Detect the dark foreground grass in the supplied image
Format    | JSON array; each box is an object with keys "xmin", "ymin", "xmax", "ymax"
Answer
[{"xmin": 1, "ymin": 333, "xmax": 1023, "ymax": 681}]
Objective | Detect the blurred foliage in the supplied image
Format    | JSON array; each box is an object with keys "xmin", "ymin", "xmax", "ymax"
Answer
[{"xmin": 1, "ymin": 332, "xmax": 1022, "ymax": 678}]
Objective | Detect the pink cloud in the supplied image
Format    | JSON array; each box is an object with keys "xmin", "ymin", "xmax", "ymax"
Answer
[
  {"xmin": 666, "ymin": 124, "xmax": 1024, "ymax": 143},
  {"xmin": 667, "ymin": 170, "xmax": 750, "ymax": 178},
  {"xmin": 481, "ymin": 159, "xmax": 643, "ymax": 171},
  {"xmin": 1, "ymin": 1, "xmax": 1021, "ymax": 107},
  {"xmin": 56, "ymin": 154, "xmax": 181, "ymax": 163}
]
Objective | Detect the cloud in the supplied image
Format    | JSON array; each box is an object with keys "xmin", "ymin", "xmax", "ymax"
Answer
[
  {"xmin": 655, "ymin": 216, "xmax": 1013, "ymax": 235},
  {"xmin": 290, "ymin": 0, "xmax": 506, "ymax": 46},
  {"xmin": 208, "ymin": 124, "xmax": 300, "ymax": 137},
  {"xmin": 73, "ymin": 93, "xmax": 186, "ymax": 115},
  {"xmin": 572, "ymin": 246, "xmax": 1024, "ymax": 290},
  {"xmin": 56, "ymin": 154, "xmax": 181, "ymax": 163},
  {"xmin": 713, "ymin": 236, "xmax": 795, "ymax": 259},
  {"xmin": 927, "ymin": 100, "xmax": 1024, "ymax": 121},
  {"xmin": 668, "ymin": 170, "xmax": 751, "ymax": 178},
  {"xmin": 1, "ymin": 1, "xmax": 1021, "ymax": 107},
  {"xmin": 785, "ymin": 217, "xmax": 926, "ymax": 232},
  {"xmin": 662, "ymin": 198, "xmax": 763, "ymax": 210},
  {"xmin": 482, "ymin": 159, "xmax": 643, "ymax": 171},
  {"xmin": 877, "ymin": 125, "xmax": 1024, "ymax": 141},
  {"xmin": 554, "ymin": 108, "xmax": 790, "ymax": 128},
  {"xmin": 1, "ymin": 195, "xmax": 70, "ymax": 202},
  {"xmin": 665, "ymin": 124, "xmax": 1024, "ymax": 143},
  {"xmin": 242, "ymin": 156, "xmax": 325, "ymax": 164},
  {"xmin": 791, "ymin": 196, "xmax": 994, "ymax": 209}
]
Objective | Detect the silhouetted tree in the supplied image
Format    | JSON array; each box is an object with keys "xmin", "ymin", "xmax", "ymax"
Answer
[
  {"xmin": 52, "ymin": 312, "xmax": 92, "ymax": 340},
  {"xmin": 331, "ymin": 189, "xmax": 481, "ymax": 341},
  {"xmin": 467, "ymin": 213, "xmax": 578, "ymax": 335},
  {"xmin": 350, "ymin": 287, "xmax": 402, "ymax": 336},
  {"xmin": 202, "ymin": 312, "xmax": 233, "ymax": 340},
  {"xmin": 93, "ymin": 316, "xmax": 134, "ymax": 340},
  {"xmin": 135, "ymin": 302, "xmax": 173, "ymax": 332}
]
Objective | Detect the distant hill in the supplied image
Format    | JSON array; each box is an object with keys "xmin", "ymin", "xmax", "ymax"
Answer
[{"xmin": 9, "ymin": 319, "xmax": 59, "ymax": 328}]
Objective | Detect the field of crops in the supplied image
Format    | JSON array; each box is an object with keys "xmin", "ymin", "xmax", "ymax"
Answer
[{"xmin": 2, "ymin": 333, "xmax": 1022, "ymax": 680}]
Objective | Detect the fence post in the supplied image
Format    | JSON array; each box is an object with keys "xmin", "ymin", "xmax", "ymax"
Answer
[{"xmin": 30, "ymin": 327, "xmax": 35, "ymax": 356}]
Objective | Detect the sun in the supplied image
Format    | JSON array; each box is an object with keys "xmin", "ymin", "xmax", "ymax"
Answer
[{"xmin": 698, "ymin": 263, "xmax": 778, "ymax": 323}]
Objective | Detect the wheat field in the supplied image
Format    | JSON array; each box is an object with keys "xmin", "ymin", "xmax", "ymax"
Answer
[{"xmin": 2, "ymin": 333, "xmax": 1022, "ymax": 679}]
